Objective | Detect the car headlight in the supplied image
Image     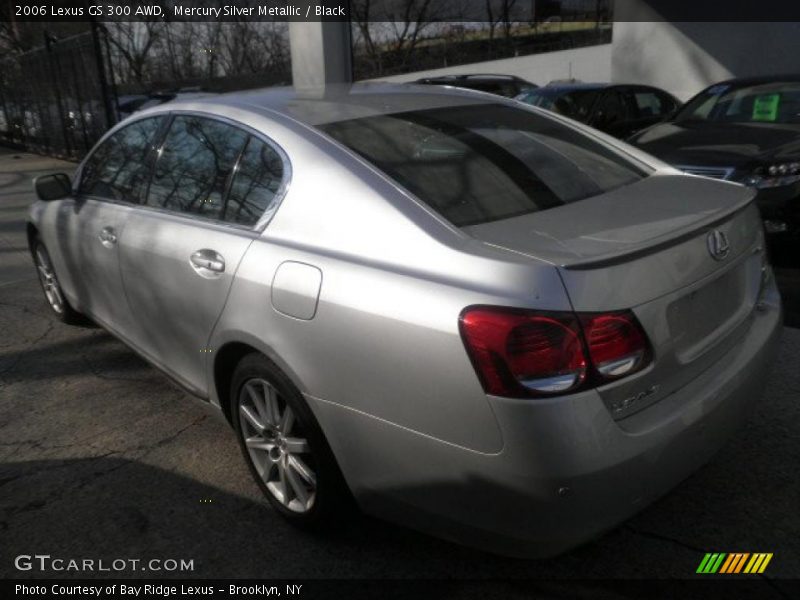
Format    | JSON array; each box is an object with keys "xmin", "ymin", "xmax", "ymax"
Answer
[{"xmin": 741, "ymin": 162, "xmax": 800, "ymax": 188}]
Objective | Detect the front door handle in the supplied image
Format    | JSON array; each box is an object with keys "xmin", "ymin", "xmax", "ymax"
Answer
[
  {"xmin": 99, "ymin": 226, "xmax": 117, "ymax": 247},
  {"xmin": 190, "ymin": 249, "xmax": 225, "ymax": 276}
]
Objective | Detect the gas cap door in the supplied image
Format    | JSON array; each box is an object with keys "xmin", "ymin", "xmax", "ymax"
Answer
[{"xmin": 271, "ymin": 261, "xmax": 322, "ymax": 320}]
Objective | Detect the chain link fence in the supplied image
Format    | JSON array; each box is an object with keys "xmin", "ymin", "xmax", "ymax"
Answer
[{"xmin": 0, "ymin": 28, "xmax": 116, "ymax": 160}]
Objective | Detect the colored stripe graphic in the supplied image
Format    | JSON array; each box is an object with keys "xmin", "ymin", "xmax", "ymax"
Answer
[
  {"xmin": 733, "ymin": 553, "xmax": 750, "ymax": 573},
  {"xmin": 697, "ymin": 553, "xmax": 727, "ymax": 573},
  {"xmin": 698, "ymin": 553, "xmax": 773, "ymax": 574},
  {"xmin": 744, "ymin": 553, "xmax": 774, "ymax": 574},
  {"xmin": 697, "ymin": 553, "xmax": 713, "ymax": 573},
  {"xmin": 719, "ymin": 554, "xmax": 736, "ymax": 573}
]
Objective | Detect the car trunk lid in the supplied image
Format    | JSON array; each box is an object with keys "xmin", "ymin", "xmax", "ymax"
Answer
[{"xmin": 464, "ymin": 173, "xmax": 766, "ymax": 419}]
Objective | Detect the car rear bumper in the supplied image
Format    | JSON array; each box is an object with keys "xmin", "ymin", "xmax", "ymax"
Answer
[
  {"xmin": 309, "ymin": 279, "xmax": 783, "ymax": 558},
  {"xmin": 480, "ymin": 279, "xmax": 781, "ymax": 557}
]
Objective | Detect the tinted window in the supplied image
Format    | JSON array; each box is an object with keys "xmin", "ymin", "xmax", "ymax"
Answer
[
  {"xmin": 632, "ymin": 91, "xmax": 665, "ymax": 117},
  {"xmin": 320, "ymin": 104, "xmax": 645, "ymax": 227},
  {"xmin": 79, "ymin": 116, "xmax": 164, "ymax": 202},
  {"xmin": 677, "ymin": 82, "xmax": 800, "ymax": 124},
  {"xmin": 222, "ymin": 137, "xmax": 285, "ymax": 226},
  {"xmin": 517, "ymin": 89, "xmax": 600, "ymax": 121},
  {"xmin": 146, "ymin": 116, "xmax": 247, "ymax": 218},
  {"xmin": 593, "ymin": 91, "xmax": 630, "ymax": 126}
]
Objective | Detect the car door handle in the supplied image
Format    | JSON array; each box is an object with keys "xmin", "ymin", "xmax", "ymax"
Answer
[
  {"xmin": 190, "ymin": 249, "xmax": 225, "ymax": 274},
  {"xmin": 99, "ymin": 226, "xmax": 117, "ymax": 246}
]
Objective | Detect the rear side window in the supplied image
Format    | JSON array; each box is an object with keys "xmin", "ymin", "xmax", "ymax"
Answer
[
  {"xmin": 79, "ymin": 116, "xmax": 164, "ymax": 202},
  {"xmin": 222, "ymin": 137, "xmax": 285, "ymax": 226},
  {"xmin": 146, "ymin": 116, "xmax": 247, "ymax": 218},
  {"xmin": 320, "ymin": 104, "xmax": 645, "ymax": 227},
  {"xmin": 593, "ymin": 91, "xmax": 631, "ymax": 126},
  {"xmin": 632, "ymin": 90, "xmax": 674, "ymax": 117},
  {"xmin": 517, "ymin": 89, "xmax": 600, "ymax": 122}
]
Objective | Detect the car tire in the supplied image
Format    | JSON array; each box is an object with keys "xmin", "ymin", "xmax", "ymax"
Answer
[
  {"xmin": 32, "ymin": 238, "xmax": 83, "ymax": 325},
  {"xmin": 230, "ymin": 353, "xmax": 353, "ymax": 528}
]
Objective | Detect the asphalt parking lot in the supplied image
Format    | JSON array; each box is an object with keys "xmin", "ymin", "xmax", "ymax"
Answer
[{"xmin": 1, "ymin": 147, "xmax": 798, "ymax": 592}]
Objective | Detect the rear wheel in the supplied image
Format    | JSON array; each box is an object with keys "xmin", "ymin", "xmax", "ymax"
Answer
[
  {"xmin": 32, "ymin": 239, "xmax": 82, "ymax": 324},
  {"xmin": 230, "ymin": 353, "xmax": 352, "ymax": 527}
]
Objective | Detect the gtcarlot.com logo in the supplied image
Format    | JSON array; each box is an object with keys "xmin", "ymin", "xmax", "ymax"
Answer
[
  {"xmin": 696, "ymin": 552, "xmax": 773, "ymax": 574},
  {"xmin": 14, "ymin": 554, "xmax": 194, "ymax": 573}
]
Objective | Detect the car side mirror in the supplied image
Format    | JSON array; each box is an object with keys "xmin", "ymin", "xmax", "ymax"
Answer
[{"xmin": 34, "ymin": 173, "xmax": 72, "ymax": 201}]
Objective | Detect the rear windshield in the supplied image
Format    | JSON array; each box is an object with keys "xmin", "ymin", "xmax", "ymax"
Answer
[{"xmin": 319, "ymin": 104, "xmax": 645, "ymax": 227}]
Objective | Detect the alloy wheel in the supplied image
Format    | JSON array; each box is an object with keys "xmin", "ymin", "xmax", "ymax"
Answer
[
  {"xmin": 35, "ymin": 246, "xmax": 64, "ymax": 314},
  {"xmin": 238, "ymin": 378, "xmax": 317, "ymax": 513}
]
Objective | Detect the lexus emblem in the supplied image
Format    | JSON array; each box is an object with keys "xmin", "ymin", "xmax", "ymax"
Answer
[{"xmin": 707, "ymin": 229, "xmax": 730, "ymax": 261}]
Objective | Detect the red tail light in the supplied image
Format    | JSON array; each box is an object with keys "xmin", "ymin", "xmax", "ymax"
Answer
[
  {"xmin": 459, "ymin": 306, "xmax": 650, "ymax": 398},
  {"xmin": 459, "ymin": 307, "xmax": 587, "ymax": 397},
  {"xmin": 580, "ymin": 312, "xmax": 648, "ymax": 380}
]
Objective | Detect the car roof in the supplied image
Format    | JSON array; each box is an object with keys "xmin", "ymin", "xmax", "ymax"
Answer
[
  {"xmin": 705, "ymin": 74, "xmax": 800, "ymax": 88},
  {"xmin": 416, "ymin": 74, "xmax": 529, "ymax": 83},
  {"xmin": 150, "ymin": 82, "xmax": 515, "ymax": 126},
  {"xmin": 540, "ymin": 83, "xmax": 610, "ymax": 92}
]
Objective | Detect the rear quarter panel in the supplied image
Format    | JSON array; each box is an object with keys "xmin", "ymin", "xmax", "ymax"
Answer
[{"xmin": 207, "ymin": 113, "xmax": 574, "ymax": 454}]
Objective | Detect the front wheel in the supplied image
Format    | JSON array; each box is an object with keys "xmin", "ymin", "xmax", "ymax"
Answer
[
  {"xmin": 32, "ymin": 239, "xmax": 82, "ymax": 324},
  {"xmin": 230, "ymin": 354, "xmax": 353, "ymax": 527}
]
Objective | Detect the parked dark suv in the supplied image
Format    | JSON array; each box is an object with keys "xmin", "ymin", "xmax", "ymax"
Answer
[{"xmin": 516, "ymin": 83, "xmax": 680, "ymax": 139}]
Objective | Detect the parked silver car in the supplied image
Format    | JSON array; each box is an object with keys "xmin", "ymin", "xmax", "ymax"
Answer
[{"xmin": 27, "ymin": 83, "xmax": 782, "ymax": 557}]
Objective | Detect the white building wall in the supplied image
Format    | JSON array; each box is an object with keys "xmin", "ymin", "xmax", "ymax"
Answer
[
  {"xmin": 612, "ymin": 20, "xmax": 800, "ymax": 101},
  {"xmin": 369, "ymin": 43, "xmax": 613, "ymax": 87}
]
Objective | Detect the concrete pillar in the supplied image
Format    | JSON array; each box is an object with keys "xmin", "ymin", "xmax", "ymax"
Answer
[{"xmin": 289, "ymin": 21, "xmax": 352, "ymax": 90}]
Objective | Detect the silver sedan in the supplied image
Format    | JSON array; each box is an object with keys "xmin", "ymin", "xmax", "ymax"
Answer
[{"xmin": 27, "ymin": 83, "xmax": 783, "ymax": 557}]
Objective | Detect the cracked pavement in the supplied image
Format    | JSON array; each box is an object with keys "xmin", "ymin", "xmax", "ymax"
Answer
[{"xmin": 0, "ymin": 147, "xmax": 798, "ymax": 591}]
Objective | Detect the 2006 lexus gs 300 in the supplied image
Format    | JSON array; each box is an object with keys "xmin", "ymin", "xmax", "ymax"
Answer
[{"xmin": 27, "ymin": 83, "xmax": 782, "ymax": 557}]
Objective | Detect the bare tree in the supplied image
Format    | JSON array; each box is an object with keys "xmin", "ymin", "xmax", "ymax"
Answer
[
  {"xmin": 351, "ymin": 0, "xmax": 459, "ymax": 76},
  {"xmin": 198, "ymin": 21, "xmax": 223, "ymax": 79},
  {"xmin": 486, "ymin": 0, "xmax": 518, "ymax": 53},
  {"xmin": 252, "ymin": 23, "xmax": 290, "ymax": 74},
  {"xmin": 384, "ymin": 0, "xmax": 437, "ymax": 57},
  {"xmin": 499, "ymin": 0, "xmax": 518, "ymax": 43},
  {"xmin": 350, "ymin": 0, "xmax": 383, "ymax": 76},
  {"xmin": 161, "ymin": 22, "xmax": 202, "ymax": 81},
  {"xmin": 106, "ymin": 22, "xmax": 161, "ymax": 85},
  {"xmin": 217, "ymin": 22, "xmax": 249, "ymax": 76}
]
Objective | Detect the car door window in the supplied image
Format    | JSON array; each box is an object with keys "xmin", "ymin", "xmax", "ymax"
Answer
[
  {"xmin": 593, "ymin": 91, "xmax": 629, "ymax": 127},
  {"xmin": 146, "ymin": 115, "xmax": 247, "ymax": 218},
  {"xmin": 222, "ymin": 137, "xmax": 285, "ymax": 227},
  {"xmin": 632, "ymin": 91, "xmax": 665, "ymax": 118},
  {"xmin": 657, "ymin": 92, "xmax": 679, "ymax": 116},
  {"xmin": 564, "ymin": 90, "xmax": 601, "ymax": 121},
  {"xmin": 79, "ymin": 116, "xmax": 165, "ymax": 203}
]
